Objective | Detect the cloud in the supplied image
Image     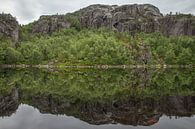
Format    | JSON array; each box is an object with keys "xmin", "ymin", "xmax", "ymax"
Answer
[{"xmin": 0, "ymin": 0, "xmax": 195, "ymax": 24}]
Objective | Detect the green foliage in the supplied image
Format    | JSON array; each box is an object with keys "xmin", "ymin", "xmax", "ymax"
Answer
[
  {"xmin": 0, "ymin": 38, "xmax": 13, "ymax": 64},
  {"xmin": 65, "ymin": 14, "xmax": 81, "ymax": 30},
  {"xmin": 4, "ymin": 47, "xmax": 23, "ymax": 64},
  {"xmin": 17, "ymin": 28, "xmax": 134, "ymax": 65},
  {"xmin": 30, "ymin": 50, "xmax": 43, "ymax": 64},
  {"xmin": 0, "ymin": 27, "xmax": 195, "ymax": 65},
  {"xmin": 0, "ymin": 48, "xmax": 4, "ymax": 64},
  {"xmin": 19, "ymin": 23, "xmax": 33, "ymax": 41},
  {"xmin": 67, "ymin": 29, "xmax": 132, "ymax": 64},
  {"xmin": 143, "ymin": 33, "xmax": 195, "ymax": 64}
]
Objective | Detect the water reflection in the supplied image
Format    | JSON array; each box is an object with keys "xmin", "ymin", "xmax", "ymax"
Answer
[
  {"xmin": 0, "ymin": 104, "xmax": 195, "ymax": 129},
  {"xmin": 0, "ymin": 68, "xmax": 195, "ymax": 129}
]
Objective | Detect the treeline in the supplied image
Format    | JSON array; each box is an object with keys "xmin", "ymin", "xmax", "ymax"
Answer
[{"xmin": 0, "ymin": 28, "xmax": 194, "ymax": 65}]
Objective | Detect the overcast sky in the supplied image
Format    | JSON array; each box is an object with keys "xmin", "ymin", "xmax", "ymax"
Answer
[{"xmin": 0, "ymin": 0, "xmax": 194, "ymax": 24}]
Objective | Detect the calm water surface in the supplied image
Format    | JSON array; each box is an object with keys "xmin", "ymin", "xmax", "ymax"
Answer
[{"xmin": 0, "ymin": 68, "xmax": 195, "ymax": 129}]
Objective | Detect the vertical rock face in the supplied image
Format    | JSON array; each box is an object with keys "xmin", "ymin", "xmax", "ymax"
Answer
[
  {"xmin": 30, "ymin": 4, "xmax": 195, "ymax": 36},
  {"xmin": 0, "ymin": 13, "xmax": 19, "ymax": 41},
  {"xmin": 77, "ymin": 4, "xmax": 195, "ymax": 36},
  {"xmin": 158, "ymin": 15, "xmax": 195, "ymax": 36},
  {"xmin": 32, "ymin": 15, "xmax": 71, "ymax": 34},
  {"xmin": 77, "ymin": 4, "xmax": 163, "ymax": 35},
  {"xmin": 0, "ymin": 4, "xmax": 194, "ymax": 39}
]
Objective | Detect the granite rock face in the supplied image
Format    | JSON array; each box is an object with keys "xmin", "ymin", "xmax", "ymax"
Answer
[
  {"xmin": 76, "ymin": 4, "xmax": 195, "ymax": 36},
  {"xmin": 77, "ymin": 4, "xmax": 163, "ymax": 35},
  {"xmin": 1, "ymin": 4, "xmax": 195, "ymax": 39},
  {"xmin": 0, "ymin": 13, "xmax": 19, "ymax": 41},
  {"xmin": 158, "ymin": 15, "xmax": 195, "ymax": 36},
  {"xmin": 32, "ymin": 15, "xmax": 71, "ymax": 34},
  {"xmin": 30, "ymin": 4, "xmax": 195, "ymax": 36}
]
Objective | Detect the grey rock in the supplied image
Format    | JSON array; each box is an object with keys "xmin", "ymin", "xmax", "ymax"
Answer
[
  {"xmin": 31, "ymin": 4, "xmax": 195, "ymax": 36},
  {"xmin": 0, "ymin": 13, "xmax": 19, "ymax": 41},
  {"xmin": 76, "ymin": 4, "xmax": 163, "ymax": 35},
  {"xmin": 77, "ymin": 4, "xmax": 195, "ymax": 36},
  {"xmin": 32, "ymin": 15, "xmax": 71, "ymax": 34},
  {"xmin": 158, "ymin": 15, "xmax": 195, "ymax": 36}
]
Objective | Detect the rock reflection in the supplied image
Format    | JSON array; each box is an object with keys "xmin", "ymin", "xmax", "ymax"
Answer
[
  {"xmin": 0, "ymin": 68, "xmax": 194, "ymax": 127},
  {"xmin": 26, "ymin": 95, "xmax": 195, "ymax": 126},
  {"xmin": 0, "ymin": 87, "xmax": 19, "ymax": 117},
  {"xmin": 1, "ymin": 89, "xmax": 195, "ymax": 126}
]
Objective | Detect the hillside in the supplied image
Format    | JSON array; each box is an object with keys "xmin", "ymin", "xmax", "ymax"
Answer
[{"xmin": 0, "ymin": 4, "xmax": 195, "ymax": 65}]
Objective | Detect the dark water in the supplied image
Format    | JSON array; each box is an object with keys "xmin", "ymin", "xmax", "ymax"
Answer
[{"xmin": 0, "ymin": 68, "xmax": 195, "ymax": 129}]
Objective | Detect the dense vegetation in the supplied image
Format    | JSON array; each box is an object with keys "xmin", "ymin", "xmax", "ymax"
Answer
[{"xmin": 0, "ymin": 26, "xmax": 195, "ymax": 65}]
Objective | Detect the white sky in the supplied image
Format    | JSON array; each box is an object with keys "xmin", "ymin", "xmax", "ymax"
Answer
[{"xmin": 0, "ymin": 0, "xmax": 194, "ymax": 24}]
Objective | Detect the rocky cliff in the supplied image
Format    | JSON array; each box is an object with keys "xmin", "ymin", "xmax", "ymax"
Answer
[
  {"xmin": 159, "ymin": 15, "xmax": 195, "ymax": 36},
  {"xmin": 1, "ymin": 4, "xmax": 195, "ymax": 40},
  {"xmin": 0, "ymin": 13, "xmax": 19, "ymax": 41},
  {"xmin": 31, "ymin": 4, "xmax": 195, "ymax": 36},
  {"xmin": 76, "ymin": 4, "xmax": 162, "ymax": 35},
  {"xmin": 32, "ymin": 15, "xmax": 71, "ymax": 34}
]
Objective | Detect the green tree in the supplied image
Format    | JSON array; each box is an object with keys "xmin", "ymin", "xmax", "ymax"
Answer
[
  {"xmin": 177, "ymin": 48, "xmax": 192, "ymax": 64},
  {"xmin": 5, "ymin": 47, "xmax": 23, "ymax": 64},
  {"xmin": 164, "ymin": 49, "xmax": 176, "ymax": 64},
  {"xmin": 30, "ymin": 50, "xmax": 43, "ymax": 64},
  {"xmin": 0, "ymin": 48, "xmax": 5, "ymax": 64}
]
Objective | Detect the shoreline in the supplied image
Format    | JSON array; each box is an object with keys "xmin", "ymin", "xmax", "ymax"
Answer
[{"xmin": 0, "ymin": 64, "xmax": 194, "ymax": 69}]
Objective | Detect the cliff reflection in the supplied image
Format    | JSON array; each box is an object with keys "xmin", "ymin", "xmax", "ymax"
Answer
[{"xmin": 0, "ymin": 68, "xmax": 194, "ymax": 126}]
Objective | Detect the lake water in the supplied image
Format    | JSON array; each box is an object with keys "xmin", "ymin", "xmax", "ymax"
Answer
[{"xmin": 0, "ymin": 68, "xmax": 195, "ymax": 129}]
